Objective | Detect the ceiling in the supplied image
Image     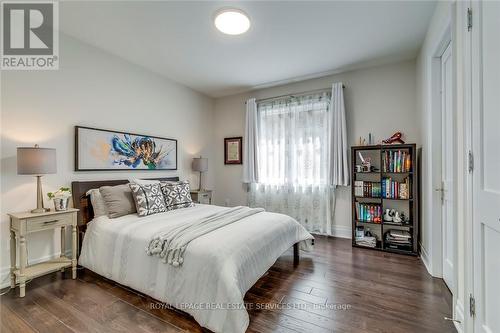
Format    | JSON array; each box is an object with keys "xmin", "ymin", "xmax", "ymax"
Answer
[{"xmin": 60, "ymin": 1, "xmax": 436, "ymax": 98}]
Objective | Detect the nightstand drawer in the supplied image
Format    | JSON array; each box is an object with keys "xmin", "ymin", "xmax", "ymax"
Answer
[{"xmin": 27, "ymin": 214, "xmax": 72, "ymax": 232}]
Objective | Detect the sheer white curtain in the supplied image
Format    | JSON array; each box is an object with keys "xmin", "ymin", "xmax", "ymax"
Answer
[{"xmin": 248, "ymin": 92, "xmax": 334, "ymax": 234}]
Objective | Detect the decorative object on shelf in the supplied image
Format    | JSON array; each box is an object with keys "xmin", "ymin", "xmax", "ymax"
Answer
[
  {"xmin": 358, "ymin": 152, "xmax": 371, "ymax": 172},
  {"xmin": 368, "ymin": 133, "xmax": 373, "ymax": 145},
  {"xmin": 192, "ymin": 157, "xmax": 208, "ymax": 191},
  {"xmin": 384, "ymin": 208, "xmax": 395, "ymax": 222},
  {"xmin": 224, "ymin": 137, "xmax": 242, "ymax": 164},
  {"xmin": 75, "ymin": 126, "xmax": 177, "ymax": 171},
  {"xmin": 399, "ymin": 212, "xmax": 410, "ymax": 224},
  {"xmin": 383, "ymin": 210, "xmax": 410, "ymax": 225},
  {"xmin": 382, "ymin": 132, "xmax": 405, "ymax": 144},
  {"xmin": 393, "ymin": 211, "xmax": 403, "ymax": 224},
  {"xmin": 47, "ymin": 187, "xmax": 71, "ymax": 211},
  {"xmin": 355, "ymin": 226, "xmax": 364, "ymax": 238},
  {"xmin": 17, "ymin": 145, "xmax": 57, "ymax": 213}
]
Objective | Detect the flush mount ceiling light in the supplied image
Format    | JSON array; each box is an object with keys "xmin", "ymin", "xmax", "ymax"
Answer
[{"xmin": 214, "ymin": 9, "xmax": 250, "ymax": 35}]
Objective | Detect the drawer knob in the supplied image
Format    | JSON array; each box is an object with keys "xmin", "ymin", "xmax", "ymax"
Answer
[{"xmin": 43, "ymin": 220, "xmax": 59, "ymax": 225}]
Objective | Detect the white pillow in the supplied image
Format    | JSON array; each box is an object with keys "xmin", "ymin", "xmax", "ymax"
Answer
[
  {"xmin": 86, "ymin": 189, "xmax": 109, "ymax": 217},
  {"xmin": 128, "ymin": 178, "xmax": 160, "ymax": 185}
]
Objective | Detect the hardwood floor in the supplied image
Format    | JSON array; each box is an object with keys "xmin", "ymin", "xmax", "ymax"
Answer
[{"xmin": 1, "ymin": 236, "xmax": 456, "ymax": 333}]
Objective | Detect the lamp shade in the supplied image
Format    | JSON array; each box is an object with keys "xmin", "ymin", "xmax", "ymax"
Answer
[
  {"xmin": 17, "ymin": 146, "xmax": 56, "ymax": 175},
  {"xmin": 192, "ymin": 157, "xmax": 208, "ymax": 172}
]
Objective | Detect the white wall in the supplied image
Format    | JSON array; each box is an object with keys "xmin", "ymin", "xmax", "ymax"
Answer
[
  {"xmin": 0, "ymin": 34, "xmax": 215, "ymax": 287},
  {"xmin": 213, "ymin": 60, "xmax": 419, "ymax": 237}
]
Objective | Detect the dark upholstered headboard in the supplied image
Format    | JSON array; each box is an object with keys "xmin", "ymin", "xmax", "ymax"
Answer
[{"xmin": 71, "ymin": 177, "xmax": 179, "ymax": 226}]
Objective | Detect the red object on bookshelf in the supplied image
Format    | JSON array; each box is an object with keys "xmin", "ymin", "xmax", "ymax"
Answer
[{"xmin": 382, "ymin": 132, "xmax": 405, "ymax": 144}]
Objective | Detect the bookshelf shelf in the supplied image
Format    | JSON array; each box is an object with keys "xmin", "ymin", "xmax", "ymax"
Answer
[
  {"xmin": 356, "ymin": 220, "xmax": 382, "ymax": 225},
  {"xmin": 351, "ymin": 144, "xmax": 419, "ymax": 256},
  {"xmin": 382, "ymin": 222, "xmax": 413, "ymax": 227},
  {"xmin": 382, "ymin": 198, "xmax": 413, "ymax": 201},
  {"xmin": 382, "ymin": 172, "xmax": 413, "ymax": 175}
]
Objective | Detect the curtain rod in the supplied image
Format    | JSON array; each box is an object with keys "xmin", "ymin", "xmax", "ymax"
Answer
[{"xmin": 248, "ymin": 85, "xmax": 345, "ymax": 104}]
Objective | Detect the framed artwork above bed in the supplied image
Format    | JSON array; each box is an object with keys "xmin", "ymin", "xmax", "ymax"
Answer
[{"xmin": 75, "ymin": 126, "xmax": 177, "ymax": 171}]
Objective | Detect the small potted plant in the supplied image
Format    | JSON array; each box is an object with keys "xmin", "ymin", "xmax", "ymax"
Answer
[{"xmin": 47, "ymin": 187, "xmax": 71, "ymax": 211}]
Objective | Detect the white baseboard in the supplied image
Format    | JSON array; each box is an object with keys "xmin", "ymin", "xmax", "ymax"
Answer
[
  {"xmin": 331, "ymin": 225, "xmax": 352, "ymax": 239},
  {"xmin": 0, "ymin": 249, "xmax": 72, "ymax": 289},
  {"xmin": 311, "ymin": 225, "xmax": 352, "ymax": 239},
  {"xmin": 419, "ymin": 242, "xmax": 433, "ymax": 276},
  {"xmin": 454, "ymin": 299, "xmax": 465, "ymax": 333}
]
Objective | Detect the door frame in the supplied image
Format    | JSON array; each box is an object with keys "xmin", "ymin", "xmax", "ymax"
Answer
[
  {"xmin": 440, "ymin": 41, "xmax": 455, "ymax": 291},
  {"xmin": 428, "ymin": 20, "xmax": 453, "ymax": 279},
  {"xmin": 429, "ymin": 15, "xmax": 464, "ymax": 328},
  {"xmin": 461, "ymin": 0, "xmax": 474, "ymax": 332}
]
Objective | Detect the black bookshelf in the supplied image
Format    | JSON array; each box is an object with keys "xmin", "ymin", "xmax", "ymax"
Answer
[{"xmin": 351, "ymin": 144, "xmax": 419, "ymax": 256}]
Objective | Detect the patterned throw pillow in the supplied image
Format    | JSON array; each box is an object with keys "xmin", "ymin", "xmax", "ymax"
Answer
[
  {"xmin": 129, "ymin": 183, "xmax": 168, "ymax": 216},
  {"xmin": 160, "ymin": 181, "xmax": 194, "ymax": 210}
]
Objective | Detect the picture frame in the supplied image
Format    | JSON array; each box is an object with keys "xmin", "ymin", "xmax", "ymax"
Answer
[
  {"xmin": 75, "ymin": 126, "xmax": 177, "ymax": 171},
  {"xmin": 224, "ymin": 137, "xmax": 242, "ymax": 165}
]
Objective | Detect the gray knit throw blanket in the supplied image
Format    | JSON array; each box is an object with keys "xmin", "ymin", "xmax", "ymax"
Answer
[{"xmin": 146, "ymin": 206, "xmax": 264, "ymax": 267}]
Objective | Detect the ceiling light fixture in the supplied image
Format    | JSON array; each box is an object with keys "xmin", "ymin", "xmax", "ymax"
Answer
[{"xmin": 214, "ymin": 9, "xmax": 250, "ymax": 35}]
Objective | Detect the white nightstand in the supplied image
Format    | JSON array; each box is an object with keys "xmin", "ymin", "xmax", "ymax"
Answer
[
  {"xmin": 8, "ymin": 208, "xmax": 78, "ymax": 297},
  {"xmin": 190, "ymin": 190, "xmax": 213, "ymax": 204}
]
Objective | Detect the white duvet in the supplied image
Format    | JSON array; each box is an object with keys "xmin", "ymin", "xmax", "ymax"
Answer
[{"xmin": 79, "ymin": 204, "xmax": 314, "ymax": 333}]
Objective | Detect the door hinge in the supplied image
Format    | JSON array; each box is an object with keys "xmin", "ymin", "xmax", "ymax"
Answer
[
  {"xmin": 469, "ymin": 294, "xmax": 476, "ymax": 317},
  {"xmin": 467, "ymin": 8, "xmax": 472, "ymax": 31},
  {"xmin": 468, "ymin": 150, "xmax": 474, "ymax": 173}
]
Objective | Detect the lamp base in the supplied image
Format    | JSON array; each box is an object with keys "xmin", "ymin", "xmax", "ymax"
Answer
[
  {"xmin": 31, "ymin": 207, "xmax": 50, "ymax": 214},
  {"xmin": 32, "ymin": 175, "xmax": 50, "ymax": 214}
]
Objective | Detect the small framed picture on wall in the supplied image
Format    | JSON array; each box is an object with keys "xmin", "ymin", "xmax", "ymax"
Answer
[{"xmin": 224, "ymin": 137, "xmax": 242, "ymax": 164}]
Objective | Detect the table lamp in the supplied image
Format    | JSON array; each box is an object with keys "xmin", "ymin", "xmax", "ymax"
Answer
[
  {"xmin": 17, "ymin": 145, "xmax": 57, "ymax": 213},
  {"xmin": 192, "ymin": 157, "xmax": 208, "ymax": 191}
]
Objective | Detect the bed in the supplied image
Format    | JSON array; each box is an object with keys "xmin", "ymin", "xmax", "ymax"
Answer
[{"xmin": 72, "ymin": 178, "xmax": 314, "ymax": 333}]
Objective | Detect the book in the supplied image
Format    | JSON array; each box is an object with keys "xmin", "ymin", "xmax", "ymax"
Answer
[
  {"xmin": 354, "ymin": 181, "xmax": 364, "ymax": 197},
  {"xmin": 383, "ymin": 150, "xmax": 412, "ymax": 173}
]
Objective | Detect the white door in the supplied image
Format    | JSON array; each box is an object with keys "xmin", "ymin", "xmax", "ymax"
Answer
[
  {"xmin": 471, "ymin": 1, "xmax": 500, "ymax": 332},
  {"xmin": 440, "ymin": 43, "xmax": 454, "ymax": 291}
]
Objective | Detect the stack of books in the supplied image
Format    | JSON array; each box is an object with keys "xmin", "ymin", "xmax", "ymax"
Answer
[
  {"xmin": 382, "ymin": 176, "xmax": 411, "ymax": 199},
  {"xmin": 354, "ymin": 181, "xmax": 381, "ymax": 198},
  {"xmin": 383, "ymin": 150, "xmax": 411, "ymax": 173},
  {"xmin": 385, "ymin": 230, "xmax": 412, "ymax": 249},
  {"xmin": 355, "ymin": 236, "xmax": 377, "ymax": 248}
]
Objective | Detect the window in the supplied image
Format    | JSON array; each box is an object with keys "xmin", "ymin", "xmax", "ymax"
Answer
[{"xmin": 256, "ymin": 92, "xmax": 331, "ymax": 186}]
